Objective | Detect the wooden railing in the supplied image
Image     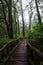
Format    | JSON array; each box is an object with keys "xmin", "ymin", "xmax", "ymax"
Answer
[
  {"xmin": 0, "ymin": 39, "xmax": 19, "ymax": 65},
  {"xmin": 27, "ymin": 42, "xmax": 43, "ymax": 65}
]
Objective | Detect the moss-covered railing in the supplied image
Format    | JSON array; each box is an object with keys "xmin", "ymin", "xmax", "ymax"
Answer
[
  {"xmin": 0, "ymin": 39, "xmax": 21, "ymax": 65},
  {"xmin": 27, "ymin": 41, "xmax": 43, "ymax": 65}
]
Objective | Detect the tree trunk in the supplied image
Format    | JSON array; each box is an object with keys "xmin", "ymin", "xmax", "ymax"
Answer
[
  {"xmin": 17, "ymin": 14, "xmax": 20, "ymax": 35},
  {"xmin": 8, "ymin": 0, "xmax": 13, "ymax": 38},
  {"xmin": 13, "ymin": 3, "xmax": 17, "ymax": 35},
  {"xmin": 29, "ymin": 2, "xmax": 33, "ymax": 29},
  {"xmin": 1, "ymin": 0, "xmax": 13, "ymax": 38},
  {"xmin": 19, "ymin": 0, "xmax": 25, "ymax": 37},
  {"xmin": 0, "ymin": 0, "xmax": 8, "ymax": 26},
  {"xmin": 29, "ymin": 14, "xmax": 32, "ymax": 29},
  {"xmin": 35, "ymin": 0, "xmax": 42, "ymax": 24}
]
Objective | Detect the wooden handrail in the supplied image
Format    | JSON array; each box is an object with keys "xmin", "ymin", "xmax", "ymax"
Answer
[
  {"xmin": 29, "ymin": 59, "xmax": 35, "ymax": 65},
  {"xmin": 27, "ymin": 43, "xmax": 43, "ymax": 57},
  {"xmin": 0, "ymin": 39, "xmax": 18, "ymax": 51},
  {"xmin": 0, "ymin": 40, "xmax": 13, "ymax": 51}
]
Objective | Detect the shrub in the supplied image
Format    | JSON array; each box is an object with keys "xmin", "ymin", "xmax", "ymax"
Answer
[
  {"xmin": 0, "ymin": 37, "xmax": 11, "ymax": 48},
  {"xmin": 28, "ymin": 24, "xmax": 43, "ymax": 41},
  {"xmin": 28, "ymin": 24, "xmax": 43, "ymax": 52},
  {"xmin": 13, "ymin": 34, "xmax": 23, "ymax": 39}
]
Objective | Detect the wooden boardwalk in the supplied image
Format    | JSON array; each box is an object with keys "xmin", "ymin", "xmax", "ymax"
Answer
[{"xmin": 5, "ymin": 39, "xmax": 30, "ymax": 65}]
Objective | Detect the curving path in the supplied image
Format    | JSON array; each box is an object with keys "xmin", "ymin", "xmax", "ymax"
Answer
[{"xmin": 5, "ymin": 39, "xmax": 30, "ymax": 65}]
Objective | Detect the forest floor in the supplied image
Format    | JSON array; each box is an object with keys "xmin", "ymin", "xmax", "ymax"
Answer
[{"xmin": 5, "ymin": 39, "xmax": 30, "ymax": 65}]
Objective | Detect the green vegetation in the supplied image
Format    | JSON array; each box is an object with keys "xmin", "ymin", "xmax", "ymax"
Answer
[
  {"xmin": 13, "ymin": 34, "xmax": 23, "ymax": 39},
  {"xmin": 40, "ymin": 62, "xmax": 43, "ymax": 65},
  {"xmin": 28, "ymin": 23, "xmax": 43, "ymax": 52},
  {"xmin": 0, "ymin": 34, "xmax": 23, "ymax": 48},
  {"xmin": 28, "ymin": 24, "xmax": 43, "ymax": 39},
  {"xmin": 0, "ymin": 38, "xmax": 11, "ymax": 48}
]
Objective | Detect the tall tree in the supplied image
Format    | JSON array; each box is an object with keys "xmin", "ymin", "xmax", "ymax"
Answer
[
  {"xmin": 17, "ymin": 14, "xmax": 20, "ymax": 34},
  {"xmin": 35, "ymin": 0, "xmax": 42, "ymax": 24},
  {"xmin": 7, "ymin": 0, "xmax": 13, "ymax": 38},
  {"xmin": 19, "ymin": 0, "xmax": 25, "ymax": 37},
  {"xmin": 13, "ymin": 2, "xmax": 17, "ymax": 35},
  {"xmin": 0, "ymin": 0, "xmax": 13, "ymax": 38},
  {"xmin": 29, "ymin": 2, "xmax": 33, "ymax": 29}
]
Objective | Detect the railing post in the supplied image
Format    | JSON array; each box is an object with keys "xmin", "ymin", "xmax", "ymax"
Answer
[
  {"xmin": 0, "ymin": 51, "xmax": 1, "ymax": 59},
  {"xmin": 6, "ymin": 45, "xmax": 9, "ymax": 56}
]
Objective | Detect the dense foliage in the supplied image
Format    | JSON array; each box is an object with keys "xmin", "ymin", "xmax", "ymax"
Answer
[
  {"xmin": 28, "ymin": 24, "xmax": 43, "ymax": 40},
  {"xmin": 28, "ymin": 23, "xmax": 43, "ymax": 52},
  {"xmin": 0, "ymin": 38, "xmax": 11, "ymax": 48}
]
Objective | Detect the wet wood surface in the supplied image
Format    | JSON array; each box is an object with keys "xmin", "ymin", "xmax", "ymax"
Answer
[{"xmin": 5, "ymin": 39, "xmax": 29, "ymax": 65}]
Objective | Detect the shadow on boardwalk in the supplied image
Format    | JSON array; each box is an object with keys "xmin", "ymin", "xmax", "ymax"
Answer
[{"xmin": 5, "ymin": 39, "xmax": 30, "ymax": 65}]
